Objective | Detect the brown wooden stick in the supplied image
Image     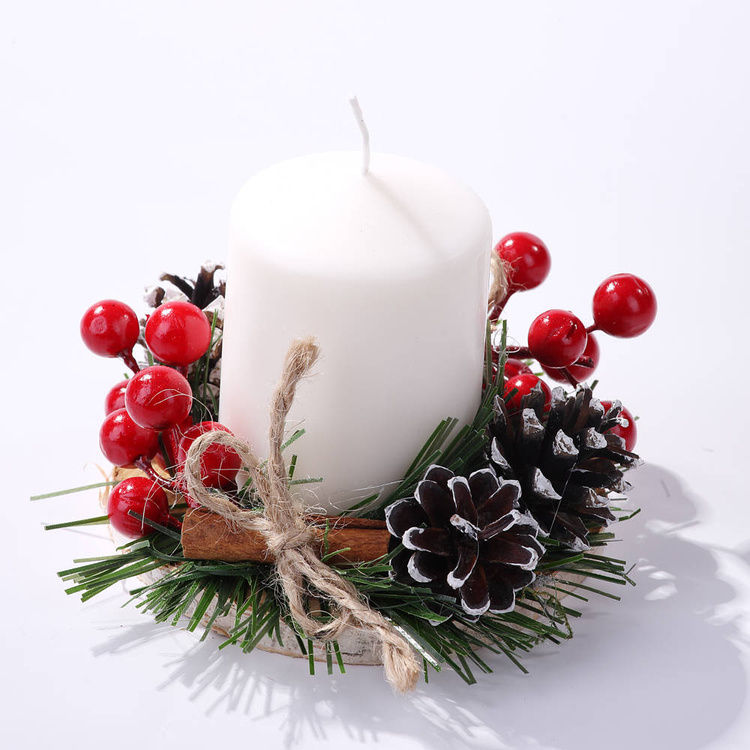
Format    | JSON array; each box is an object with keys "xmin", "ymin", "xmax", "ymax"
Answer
[{"xmin": 182, "ymin": 509, "xmax": 390, "ymax": 565}]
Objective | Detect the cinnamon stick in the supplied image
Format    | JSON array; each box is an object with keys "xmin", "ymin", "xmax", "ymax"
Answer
[{"xmin": 181, "ymin": 508, "xmax": 390, "ymax": 565}]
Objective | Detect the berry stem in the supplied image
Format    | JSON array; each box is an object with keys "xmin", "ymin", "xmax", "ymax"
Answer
[
  {"xmin": 134, "ymin": 457, "xmax": 175, "ymax": 490},
  {"xmin": 119, "ymin": 350, "xmax": 140, "ymax": 374},
  {"xmin": 573, "ymin": 356, "xmax": 595, "ymax": 369},
  {"xmin": 560, "ymin": 367, "xmax": 580, "ymax": 388},
  {"xmin": 507, "ymin": 345, "xmax": 532, "ymax": 359},
  {"xmin": 489, "ymin": 289, "xmax": 515, "ymax": 321},
  {"xmin": 586, "ymin": 324, "xmax": 599, "ymax": 334}
]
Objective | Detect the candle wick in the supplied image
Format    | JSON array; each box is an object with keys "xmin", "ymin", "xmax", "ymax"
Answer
[{"xmin": 349, "ymin": 95, "xmax": 370, "ymax": 175}]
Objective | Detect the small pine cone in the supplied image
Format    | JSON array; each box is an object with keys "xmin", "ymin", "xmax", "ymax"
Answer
[
  {"xmin": 142, "ymin": 263, "xmax": 226, "ymax": 423},
  {"xmin": 489, "ymin": 385, "xmax": 639, "ymax": 552},
  {"xmin": 145, "ymin": 262, "xmax": 226, "ymax": 312},
  {"xmin": 385, "ymin": 465, "xmax": 543, "ymax": 617}
]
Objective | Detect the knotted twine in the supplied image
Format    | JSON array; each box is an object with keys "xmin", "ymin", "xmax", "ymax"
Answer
[
  {"xmin": 182, "ymin": 337, "xmax": 421, "ymax": 693},
  {"xmin": 488, "ymin": 250, "xmax": 509, "ymax": 317}
]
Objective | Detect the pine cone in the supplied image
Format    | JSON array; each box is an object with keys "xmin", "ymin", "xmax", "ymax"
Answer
[
  {"xmin": 489, "ymin": 385, "xmax": 639, "ymax": 552},
  {"xmin": 385, "ymin": 465, "xmax": 543, "ymax": 617},
  {"xmin": 148, "ymin": 262, "xmax": 226, "ymax": 311},
  {"xmin": 143, "ymin": 262, "xmax": 225, "ymax": 422}
]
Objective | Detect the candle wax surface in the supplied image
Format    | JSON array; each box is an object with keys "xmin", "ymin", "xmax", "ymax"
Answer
[{"xmin": 221, "ymin": 151, "xmax": 492, "ymax": 513}]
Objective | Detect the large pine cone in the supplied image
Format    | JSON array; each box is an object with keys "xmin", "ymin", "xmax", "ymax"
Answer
[
  {"xmin": 385, "ymin": 465, "xmax": 543, "ymax": 617},
  {"xmin": 489, "ymin": 385, "xmax": 639, "ymax": 552}
]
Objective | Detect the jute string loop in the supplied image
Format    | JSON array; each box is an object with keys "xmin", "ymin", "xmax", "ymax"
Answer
[
  {"xmin": 488, "ymin": 250, "xmax": 509, "ymax": 316},
  {"xmin": 182, "ymin": 337, "xmax": 421, "ymax": 693}
]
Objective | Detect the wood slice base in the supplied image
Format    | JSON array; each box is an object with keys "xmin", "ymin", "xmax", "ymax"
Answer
[
  {"xmin": 144, "ymin": 567, "xmax": 385, "ymax": 665},
  {"xmin": 138, "ymin": 567, "xmax": 586, "ymax": 666}
]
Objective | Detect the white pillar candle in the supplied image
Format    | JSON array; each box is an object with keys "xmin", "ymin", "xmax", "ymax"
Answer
[{"xmin": 220, "ymin": 149, "xmax": 492, "ymax": 513}]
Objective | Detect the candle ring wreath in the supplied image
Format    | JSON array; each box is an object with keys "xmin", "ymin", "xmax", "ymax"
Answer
[{"xmin": 38, "ymin": 233, "xmax": 656, "ymax": 693}]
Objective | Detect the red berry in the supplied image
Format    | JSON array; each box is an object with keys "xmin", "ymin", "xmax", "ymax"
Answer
[
  {"xmin": 503, "ymin": 373, "xmax": 551, "ymax": 414},
  {"xmin": 528, "ymin": 309, "xmax": 588, "ymax": 368},
  {"xmin": 542, "ymin": 333, "xmax": 600, "ymax": 383},
  {"xmin": 177, "ymin": 421, "xmax": 241, "ymax": 489},
  {"xmin": 503, "ymin": 358, "xmax": 533, "ymax": 379},
  {"xmin": 145, "ymin": 300, "xmax": 212, "ymax": 367},
  {"xmin": 107, "ymin": 476, "xmax": 172, "ymax": 538},
  {"xmin": 592, "ymin": 273, "xmax": 657, "ymax": 338},
  {"xmin": 601, "ymin": 400, "xmax": 638, "ymax": 451},
  {"xmin": 494, "ymin": 232, "xmax": 551, "ymax": 292},
  {"xmin": 100, "ymin": 408, "xmax": 161, "ymax": 467},
  {"xmin": 125, "ymin": 366, "xmax": 192, "ymax": 431},
  {"xmin": 80, "ymin": 300, "xmax": 140, "ymax": 358},
  {"xmin": 104, "ymin": 380, "xmax": 129, "ymax": 414}
]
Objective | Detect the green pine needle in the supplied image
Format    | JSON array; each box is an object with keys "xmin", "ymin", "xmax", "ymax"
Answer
[
  {"xmin": 44, "ymin": 515, "xmax": 110, "ymax": 531},
  {"xmin": 31, "ymin": 482, "xmax": 117, "ymax": 501}
]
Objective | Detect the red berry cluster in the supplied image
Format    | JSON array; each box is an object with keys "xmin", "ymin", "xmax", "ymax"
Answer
[
  {"xmin": 81, "ymin": 298, "xmax": 240, "ymax": 537},
  {"xmin": 491, "ymin": 231, "xmax": 657, "ymax": 451}
]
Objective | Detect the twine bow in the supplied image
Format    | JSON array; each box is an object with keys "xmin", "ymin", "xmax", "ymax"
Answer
[{"xmin": 182, "ymin": 337, "xmax": 421, "ymax": 693}]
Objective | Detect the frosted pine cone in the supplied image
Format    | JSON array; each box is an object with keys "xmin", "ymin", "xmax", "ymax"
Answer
[
  {"xmin": 145, "ymin": 261, "xmax": 225, "ymax": 311},
  {"xmin": 385, "ymin": 465, "xmax": 543, "ymax": 617},
  {"xmin": 489, "ymin": 385, "xmax": 639, "ymax": 552}
]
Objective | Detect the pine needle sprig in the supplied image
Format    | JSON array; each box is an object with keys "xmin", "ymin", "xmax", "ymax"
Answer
[{"xmin": 188, "ymin": 310, "xmax": 221, "ymax": 423}]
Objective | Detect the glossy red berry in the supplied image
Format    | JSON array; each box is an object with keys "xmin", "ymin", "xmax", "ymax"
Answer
[
  {"xmin": 104, "ymin": 380, "xmax": 129, "ymax": 414},
  {"xmin": 592, "ymin": 274, "xmax": 657, "ymax": 338},
  {"xmin": 177, "ymin": 421, "xmax": 241, "ymax": 489},
  {"xmin": 503, "ymin": 373, "xmax": 551, "ymax": 414},
  {"xmin": 80, "ymin": 300, "xmax": 140, "ymax": 358},
  {"xmin": 601, "ymin": 400, "xmax": 638, "ymax": 451},
  {"xmin": 542, "ymin": 332, "xmax": 600, "ymax": 383},
  {"xmin": 99, "ymin": 408, "xmax": 161, "ymax": 467},
  {"xmin": 494, "ymin": 232, "xmax": 551, "ymax": 292},
  {"xmin": 503, "ymin": 358, "xmax": 533, "ymax": 379},
  {"xmin": 107, "ymin": 476, "xmax": 172, "ymax": 538},
  {"xmin": 528, "ymin": 309, "xmax": 588, "ymax": 368},
  {"xmin": 145, "ymin": 300, "xmax": 212, "ymax": 366},
  {"xmin": 125, "ymin": 365, "xmax": 192, "ymax": 431}
]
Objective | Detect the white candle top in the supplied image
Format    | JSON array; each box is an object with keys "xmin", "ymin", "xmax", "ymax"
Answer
[{"xmin": 229, "ymin": 151, "xmax": 491, "ymax": 280}]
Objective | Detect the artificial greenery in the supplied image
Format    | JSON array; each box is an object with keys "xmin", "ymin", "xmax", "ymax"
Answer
[
  {"xmin": 39, "ymin": 320, "xmax": 638, "ymax": 685},
  {"xmin": 51, "ymin": 510, "xmax": 634, "ymax": 684}
]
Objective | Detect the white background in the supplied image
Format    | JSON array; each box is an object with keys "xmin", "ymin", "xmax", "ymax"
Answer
[{"xmin": 3, "ymin": 2, "xmax": 749, "ymax": 748}]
